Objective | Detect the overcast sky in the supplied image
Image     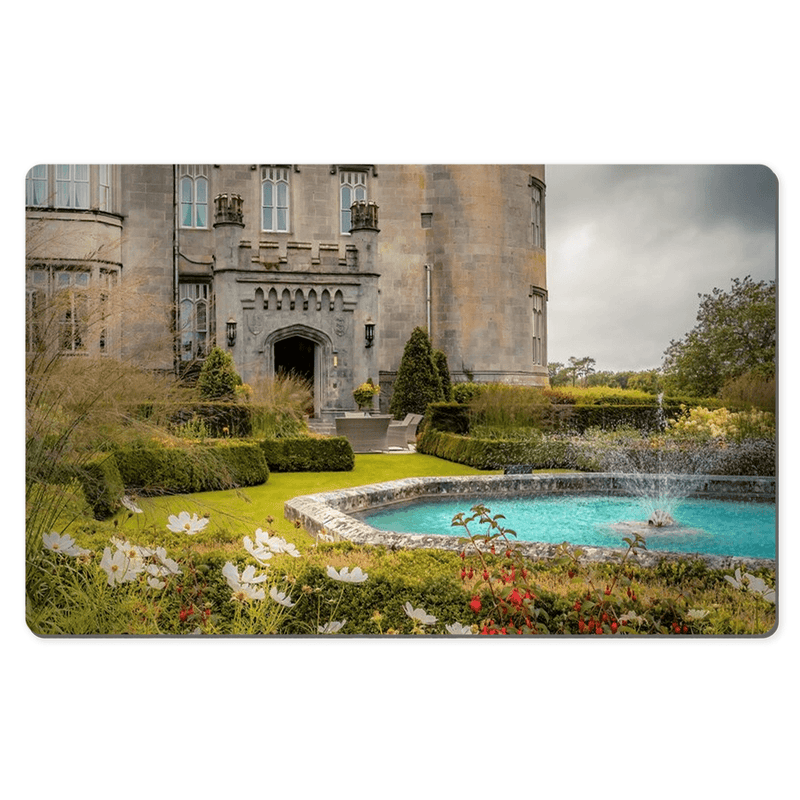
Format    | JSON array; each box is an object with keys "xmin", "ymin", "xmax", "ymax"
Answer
[{"xmin": 544, "ymin": 165, "xmax": 778, "ymax": 374}]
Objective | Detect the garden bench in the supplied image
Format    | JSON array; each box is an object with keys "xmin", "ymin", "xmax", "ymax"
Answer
[{"xmin": 334, "ymin": 415, "xmax": 392, "ymax": 453}]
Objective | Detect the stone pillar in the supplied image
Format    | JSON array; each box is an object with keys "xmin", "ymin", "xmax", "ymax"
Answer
[
  {"xmin": 212, "ymin": 193, "xmax": 245, "ymax": 364},
  {"xmin": 349, "ymin": 201, "xmax": 382, "ymax": 405}
]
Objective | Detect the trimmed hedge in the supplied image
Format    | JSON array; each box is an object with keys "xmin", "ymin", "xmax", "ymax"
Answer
[
  {"xmin": 426, "ymin": 402, "xmax": 470, "ymax": 434},
  {"xmin": 260, "ymin": 436, "xmax": 355, "ymax": 472},
  {"xmin": 416, "ymin": 429, "xmax": 574, "ymax": 471},
  {"xmin": 112, "ymin": 440, "xmax": 269, "ymax": 496},
  {"xmin": 76, "ymin": 454, "xmax": 125, "ymax": 519}
]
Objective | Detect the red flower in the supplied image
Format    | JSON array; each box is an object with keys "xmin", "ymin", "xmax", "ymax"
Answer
[
  {"xmin": 460, "ymin": 569, "xmax": 466, "ymax": 580},
  {"xmin": 482, "ymin": 570, "xmax": 489, "ymax": 581},
  {"xmin": 469, "ymin": 596, "xmax": 482, "ymax": 614},
  {"xmin": 611, "ymin": 621, "xmax": 618, "ymax": 633},
  {"xmin": 508, "ymin": 588, "xmax": 523, "ymax": 608},
  {"xmin": 578, "ymin": 619, "xmax": 585, "ymax": 633},
  {"xmin": 574, "ymin": 600, "xmax": 582, "ymax": 611}
]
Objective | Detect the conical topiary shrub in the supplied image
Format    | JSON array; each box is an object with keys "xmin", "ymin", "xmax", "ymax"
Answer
[
  {"xmin": 433, "ymin": 349, "xmax": 453, "ymax": 402},
  {"xmin": 197, "ymin": 346, "xmax": 243, "ymax": 401},
  {"xmin": 389, "ymin": 327, "xmax": 444, "ymax": 419}
]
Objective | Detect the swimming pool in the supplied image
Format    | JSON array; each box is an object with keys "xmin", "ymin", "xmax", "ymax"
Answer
[{"xmin": 358, "ymin": 495, "xmax": 776, "ymax": 560}]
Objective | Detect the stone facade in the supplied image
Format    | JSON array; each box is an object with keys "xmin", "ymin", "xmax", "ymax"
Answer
[{"xmin": 25, "ymin": 164, "xmax": 548, "ymax": 418}]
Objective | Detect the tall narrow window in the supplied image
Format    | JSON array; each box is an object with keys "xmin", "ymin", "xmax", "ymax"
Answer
[
  {"xmin": 55, "ymin": 270, "xmax": 90, "ymax": 352},
  {"xmin": 56, "ymin": 165, "xmax": 90, "ymax": 209},
  {"xmin": 340, "ymin": 170, "xmax": 367, "ymax": 233},
  {"xmin": 26, "ymin": 270, "xmax": 49, "ymax": 351},
  {"xmin": 532, "ymin": 289, "xmax": 546, "ymax": 366},
  {"xmin": 99, "ymin": 269, "xmax": 118, "ymax": 354},
  {"xmin": 179, "ymin": 283, "xmax": 210, "ymax": 361},
  {"xmin": 530, "ymin": 178, "xmax": 545, "ymax": 249},
  {"xmin": 179, "ymin": 165, "xmax": 209, "ymax": 228},
  {"xmin": 261, "ymin": 167, "xmax": 290, "ymax": 232},
  {"xmin": 26, "ymin": 165, "xmax": 49, "ymax": 206},
  {"xmin": 98, "ymin": 165, "xmax": 112, "ymax": 211}
]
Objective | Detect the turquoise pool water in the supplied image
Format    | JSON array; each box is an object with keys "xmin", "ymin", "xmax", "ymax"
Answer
[{"xmin": 359, "ymin": 495, "xmax": 776, "ymax": 559}]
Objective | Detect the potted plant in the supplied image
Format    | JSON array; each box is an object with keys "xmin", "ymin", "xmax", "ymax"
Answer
[{"xmin": 353, "ymin": 378, "xmax": 381, "ymax": 412}]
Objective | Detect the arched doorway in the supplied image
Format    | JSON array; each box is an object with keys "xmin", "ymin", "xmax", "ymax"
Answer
[
  {"xmin": 266, "ymin": 325, "xmax": 332, "ymax": 419},
  {"xmin": 274, "ymin": 335, "xmax": 315, "ymax": 388}
]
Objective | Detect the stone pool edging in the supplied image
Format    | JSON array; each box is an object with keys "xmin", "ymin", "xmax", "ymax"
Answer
[{"xmin": 284, "ymin": 473, "xmax": 776, "ymax": 571}]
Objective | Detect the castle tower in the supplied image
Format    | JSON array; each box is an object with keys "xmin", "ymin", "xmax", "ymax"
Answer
[{"xmin": 422, "ymin": 165, "xmax": 547, "ymax": 386}]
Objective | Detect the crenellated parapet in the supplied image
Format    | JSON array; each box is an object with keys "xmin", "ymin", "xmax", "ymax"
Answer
[{"xmin": 213, "ymin": 193, "xmax": 244, "ymax": 226}]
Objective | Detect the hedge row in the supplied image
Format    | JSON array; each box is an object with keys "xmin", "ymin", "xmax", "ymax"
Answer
[
  {"xmin": 72, "ymin": 441, "xmax": 269, "ymax": 518},
  {"xmin": 136, "ymin": 402, "xmax": 254, "ymax": 438},
  {"xmin": 426, "ymin": 401, "xmax": 684, "ymax": 435},
  {"xmin": 260, "ymin": 436, "xmax": 354, "ymax": 472},
  {"xmin": 416, "ymin": 429, "xmax": 575, "ymax": 471}
]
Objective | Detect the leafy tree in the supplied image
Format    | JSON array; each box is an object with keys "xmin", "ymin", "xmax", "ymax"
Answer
[
  {"xmin": 567, "ymin": 356, "xmax": 596, "ymax": 387},
  {"xmin": 197, "ymin": 346, "xmax": 243, "ymax": 401},
  {"xmin": 627, "ymin": 369, "xmax": 663, "ymax": 395},
  {"xmin": 661, "ymin": 276, "xmax": 775, "ymax": 397},
  {"xmin": 433, "ymin": 349, "xmax": 453, "ymax": 401},
  {"xmin": 389, "ymin": 327, "xmax": 444, "ymax": 418}
]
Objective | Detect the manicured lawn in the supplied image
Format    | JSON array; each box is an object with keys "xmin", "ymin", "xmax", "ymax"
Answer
[{"xmin": 122, "ymin": 453, "xmax": 502, "ymax": 548}]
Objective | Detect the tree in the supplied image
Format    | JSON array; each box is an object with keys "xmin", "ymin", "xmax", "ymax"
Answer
[
  {"xmin": 661, "ymin": 276, "xmax": 775, "ymax": 397},
  {"xmin": 433, "ymin": 349, "xmax": 453, "ymax": 401},
  {"xmin": 389, "ymin": 327, "xmax": 444, "ymax": 418},
  {"xmin": 197, "ymin": 346, "xmax": 242, "ymax": 400},
  {"xmin": 567, "ymin": 356, "xmax": 596, "ymax": 387}
]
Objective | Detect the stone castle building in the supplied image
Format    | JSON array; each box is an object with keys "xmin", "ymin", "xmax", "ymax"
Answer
[{"xmin": 25, "ymin": 164, "xmax": 547, "ymax": 418}]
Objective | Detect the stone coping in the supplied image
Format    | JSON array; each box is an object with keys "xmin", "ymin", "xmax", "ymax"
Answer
[{"xmin": 284, "ymin": 473, "xmax": 776, "ymax": 571}]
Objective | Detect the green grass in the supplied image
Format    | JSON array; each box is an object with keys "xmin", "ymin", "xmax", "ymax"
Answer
[{"xmin": 103, "ymin": 453, "xmax": 502, "ymax": 554}]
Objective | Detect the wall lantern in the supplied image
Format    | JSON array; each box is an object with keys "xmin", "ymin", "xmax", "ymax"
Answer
[
  {"xmin": 364, "ymin": 321, "xmax": 375, "ymax": 348},
  {"xmin": 332, "ymin": 350, "xmax": 339, "ymax": 367},
  {"xmin": 226, "ymin": 318, "xmax": 237, "ymax": 347}
]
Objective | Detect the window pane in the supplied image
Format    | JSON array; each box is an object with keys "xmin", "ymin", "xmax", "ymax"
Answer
[
  {"xmin": 180, "ymin": 298, "xmax": 193, "ymax": 331},
  {"xmin": 196, "ymin": 204, "xmax": 207, "ymax": 228},
  {"xmin": 341, "ymin": 186, "xmax": 351, "ymax": 209},
  {"xmin": 263, "ymin": 182, "xmax": 273, "ymax": 207},
  {"xmin": 277, "ymin": 208, "xmax": 286, "ymax": 231},
  {"xmin": 341, "ymin": 209, "xmax": 350, "ymax": 233},
  {"xmin": 196, "ymin": 177, "xmax": 207, "ymax": 203},
  {"xmin": 75, "ymin": 181, "xmax": 89, "ymax": 208},
  {"xmin": 196, "ymin": 300, "xmax": 207, "ymax": 331},
  {"xmin": 181, "ymin": 203, "xmax": 192, "ymax": 227},
  {"xmin": 355, "ymin": 186, "xmax": 366, "ymax": 202},
  {"xmin": 181, "ymin": 177, "xmax": 192, "ymax": 202},
  {"xmin": 277, "ymin": 182, "xmax": 287, "ymax": 206}
]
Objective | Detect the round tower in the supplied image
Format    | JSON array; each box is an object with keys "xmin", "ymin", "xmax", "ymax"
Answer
[{"xmin": 423, "ymin": 164, "xmax": 547, "ymax": 386}]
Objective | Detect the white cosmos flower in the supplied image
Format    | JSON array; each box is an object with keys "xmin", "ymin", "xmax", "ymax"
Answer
[
  {"xmin": 42, "ymin": 532, "xmax": 90, "ymax": 557},
  {"xmin": 166, "ymin": 511, "xmax": 209, "ymax": 535},
  {"xmin": 154, "ymin": 547, "xmax": 181, "ymax": 575},
  {"xmin": 269, "ymin": 586, "xmax": 296, "ymax": 607},
  {"xmin": 111, "ymin": 537, "xmax": 152, "ymax": 560},
  {"xmin": 686, "ymin": 609, "xmax": 710, "ymax": 620},
  {"xmin": 243, "ymin": 535, "xmax": 274, "ymax": 566},
  {"xmin": 403, "ymin": 602, "xmax": 437, "ymax": 625},
  {"xmin": 724, "ymin": 568, "xmax": 775, "ymax": 603},
  {"xmin": 445, "ymin": 622, "xmax": 474, "ymax": 635},
  {"xmin": 253, "ymin": 529, "xmax": 301, "ymax": 557},
  {"xmin": 318, "ymin": 620, "xmax": 347, "ymax": 634},
  {"xmin": 230, "ymin": 584, "xmax": 266, "ymax": 603},
  {"xmin": 146, "ymin": 576, "xmax": 167, "ymax": 590},
  {"xmin": 326, "ymin": 565, "xmax": 369, "ymax": 583},
  {"xmin": 99, "ymin": 547, "xmax": 144, "ymax": 586},
  {"xmin": 121, "ymin": 496, "xmax": 143, "ymax": 514}
]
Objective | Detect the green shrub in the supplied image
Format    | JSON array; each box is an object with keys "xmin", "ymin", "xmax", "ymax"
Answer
[
  {"xmin": 197, "ymin": 346, "xmax": 243, "ymax": 401},
  {"xmin": 260, "ymin": 436, "xmax": 354, "ymax": 472},
  {"xmin": 416, "ymin": 429, "xmax": 573, "ymax": 470},
  {"xmin": 426, "ymin": 402, "xmax": 470, "ymax": 434},
  {"xmin": 452, "ymin": 382, "xmax": 483, "ymax": 404},
  {"xmin": 389, "ymin": 327, "xmax": 444, "ymax": 419},
  {"xmin": 76, "ymin": 453, "xmax": 125, "ymax": 519},
  {"xmin": 168, "ymin": 402, "xmax": 253, "ymax": 438},
  {"xmin": 433, "ymin": 350, "xmax": 453, "ymax": 402},
  {"xmin": 112, "ymin": 440, "xmax": 269, "ymax": 495}
]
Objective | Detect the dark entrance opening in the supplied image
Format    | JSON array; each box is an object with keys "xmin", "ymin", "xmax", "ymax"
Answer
[{"xmin": 274, "ymin": 336, "xmax": 315, "ymax": 413}]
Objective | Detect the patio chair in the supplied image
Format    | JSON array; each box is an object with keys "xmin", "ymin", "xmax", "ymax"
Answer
[
  {"xmin": 335, "ymin": 415, "xmax": 392, "ymax": 453},
  {"xmin": 386, "ymin": 413, "xmax": 424, "ymax": 449}
]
